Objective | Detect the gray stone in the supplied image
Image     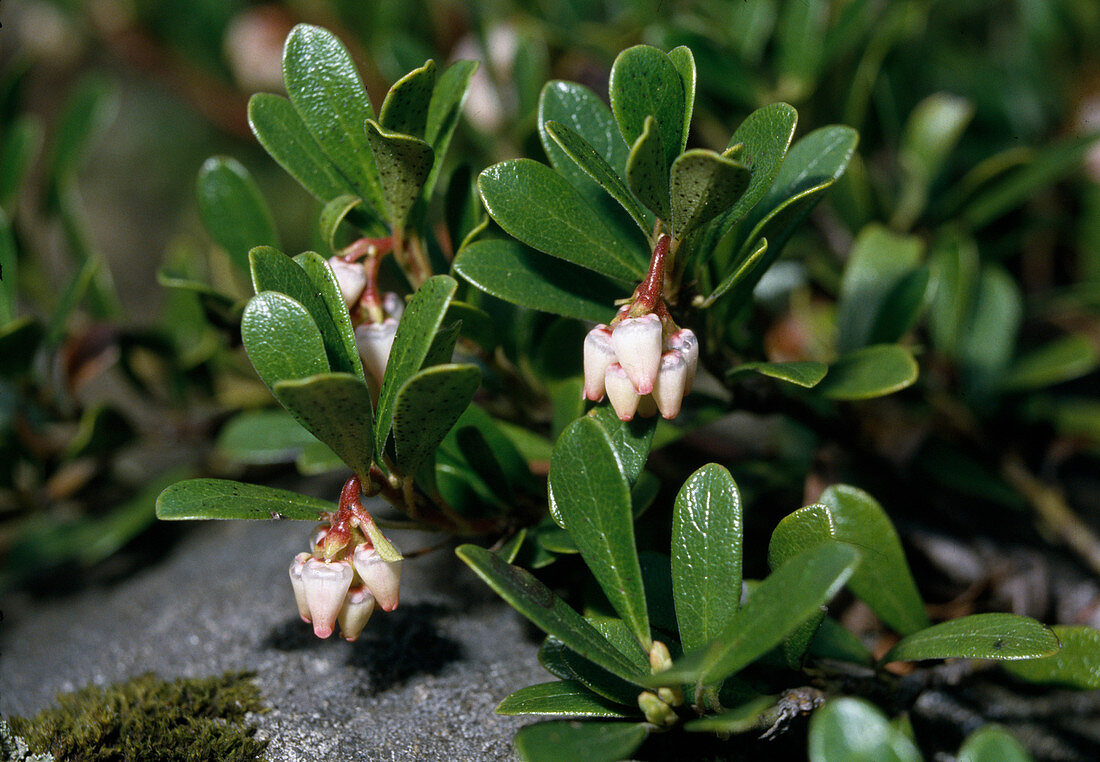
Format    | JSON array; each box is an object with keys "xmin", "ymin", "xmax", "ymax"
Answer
[{"xmin": 0, "ymin": 512, "xmax": 548, "ymax": 760}]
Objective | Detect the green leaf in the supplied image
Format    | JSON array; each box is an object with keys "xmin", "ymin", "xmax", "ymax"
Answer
[
  {"xmin": 1003, "ymin": 335, "xmax": 1100, "ymax": 391},
  {"xmin": 241, "ymin": 292, "xmax": 329, "ymax": 392},
  {"xmin": 273, "ymin": 373, "xmax": 374, "ymax": 478},
  {"xmin": 819, "ymin": 485, "xmax": 929, "ymax": 634},
  {"xmin": 667, "ymin": 46, "xmax": 696, "ymax": 154},
  {"xmin": 196, "ymin": 157, "xmax": 280, "ymax": 273},
  {"xmin": 957, "ymin": 725, "xmax": 1033, "ymax": 762},
  {"xmin": 248, "ymin": 93, "xmax": 358, "ymax": 202},
  {"xmin": 626, "ymin": 116, "xmax": 671, "ymax": 222},
  {"xmin": 545, "ymin": 120, "xmax": 650, "ymax": 234},
  {"xmin": 47, "ymin": 76, "xmax": 117, "ymax": 182},
  {"xmin": 379, "ymin": 59, "xmax": 436, "ymax": 139},
  {"xmin": 808, "ymin": 698, "xmax": 922, "ymax": 762},
  {"xmin": 514, "ymin": 721, "xmax": 649, "ymax": 762},
  {"xmin": 319, "ymin": 195, "xmax": 367, "ymax": 250},
  {"xmin": 248, "ymin": 247, "xmax": 358, "ymax": 377},
  {"xmin": 684, "ymin": 695, "xmax": 776, "ymax": 733},
  {"xmin": 0, "ymin": 208, "xmax": 16, "ymax": 325},
  {"xmin": 453, "ymin": 239, "xmax": 619, "ymax": 323},
  {"xmin": 292, "ymin": 251, "xmax": 366, "ymax": 382},
  {"xmin": 375, "ymin": 275, "xmax": 458, "ymax": 455},
  {"xmin": 551, "ymin": 417, "xmax": 650, "ymax": 649},
  {"xmin": 768, "ymin": 504, "xmax": 836, "ymax": 569},
  {"xmin": 809, "ymin": 616, "xmax": 874, "ymax": 665},
  {"xmin": 587, "ymin": 405, "xmax": 656, "ymax": 485},
  {"xmin": 652, "ymin": 542, "xmax": 860, "ymax": 686},
  {"xmin": 699, "ymin": 238, "xmax": 768, "ymax": 308},
  {"xmin": 869, "ymin": 268, "xmax": 931, "ymax": 346},
  {"xmin": 393, "ymin": 363, "xmax": 480, "ymax": 476},
  {"xmin": 63, "ymin": 404, "xmax": 134, "ymax": 459},
  {"xmin": 672, "ymin": 464, "xmax": 743, "ymax": 653},
  {"xmin": 456, "ymin": 544, "xmax": 645, "ymax": 682},
  {"xmin": 496, "ymin": 681, "xmax": 632, "ymax": 718},
  {"xmin": 927, "ymin": 232, "xmax": 979, "ymax": 359},
  {"xmin": 819, "ymin": 344, "xmax": 919, "ymax": 401},
  {"xmin": 670, "ymin": 149, "xmax": 750, "ymax": 241},
  {"xmin": 538, "ymin": 81, "xmax": 632, "ymax": 199},
  {"xmin": 156, "ymin": 479, "xmax": 334, "ymax": 521},
  {"xmin": 478, "ymin": 159, "xmax": 646, "ymax": 281},
  {"xmin": 563, "ymin": 618, "xmax": 649, "ymax": 704},
  {"xmin": 422, "ymin": 60, "xmax": 478, "ymax": 199},
  {"xmin": 775, "ymin": 0, "xmax": 827, "ymax": 101},
  {"xmin": 836, "ymin": 224, "xmax": 925, "ymax": 354},
  {"xmin": 883, "ymin": 613, "xmax": 1060, "ymax": 663},
  {"xmin": 216, "ymin": 410, "xmax": 318, "ymax": 465},
  {"xmin": 727, "ymin": 360, "xmax": 827, "ymax": 388},
  {"xmin": 893, "ymin": 93, "xmax": 974, "ymax": 230},
  {"xmin": 364, "ymin": 119, "xmax": 433, "ymax": 232},
  {"xmin": 282, "ymin": 24, "xmax": 385, "ymax": 216},
  {"xmin": 1001, "ymin": 625, "xmax": 1100, "ymax": 689},
  {"xmin": 958, "ymin": 266, "xmax": 1023, "ymax": 398},
  {"xmin": 609, "ymin": 45, "xmax": 686, "ymax": 173},
  {"xmin": 0, "ymin": 115, "xmax": 42, "ymax": 208}
]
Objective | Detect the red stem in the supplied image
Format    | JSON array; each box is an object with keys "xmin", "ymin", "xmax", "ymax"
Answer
[{"xmin": 630, "ymin": 234, "xmax": 671, "ymax": 315}]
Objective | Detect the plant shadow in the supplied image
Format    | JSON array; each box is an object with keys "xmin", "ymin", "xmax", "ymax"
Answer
[{"xmin": 346, "ymin": 603, "xmax": 463, "ymax": 694}]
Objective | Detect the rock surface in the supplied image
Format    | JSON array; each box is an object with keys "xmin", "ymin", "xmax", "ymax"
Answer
[{"xmin": 0, "ymin": 512, "xmax": 547, "ymax": 760}]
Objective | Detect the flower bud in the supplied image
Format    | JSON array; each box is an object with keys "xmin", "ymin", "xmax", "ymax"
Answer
[
  {"xmin": 288, "ymin": 552, "xmax": 312, "ymax": 623},
  {"xmin": 611, "ymin": 314, "xmax": 662, "ymax": 394},
  {"xmin": 604, "ymin": 363, "xmax": 640, "ymax": 421},
  {"xmin": 382, "ymin": 291, "xmax": 405, "ymax": 320},
  {"xmin": 356, "ymin": 318, "xmax": 399, "ymax": 385},
  {"xmin": 638, "ymin": 691, "xmax": 678, "ymax": 727},
  {"xmin": 308, "ymin": 524, "xmax": 329, "ymax": 555},
  {"xmin": 652, "ymin": 351, "xmax": 688, "ymax": 420},
  {"xmin": 337, "ymin": 586, "xmax": 376, "ymax": 641},
  {"xmin": 667, "ymin": 329, "xmax": 698, "ymax": 391},
  {"xmin": 302, "ymin": 558, "xmax": 353, "ymax": 638},
  {"xmin": 328, "ymin": 257, "xmax": 367, "ymax": 308},
  {"xmin": 582, "ymin": 325, "xmax": 615, "ymax": 401},
  {"xmin": 352, "ymin": 543, "xmax": 402, "ymax": 612}
]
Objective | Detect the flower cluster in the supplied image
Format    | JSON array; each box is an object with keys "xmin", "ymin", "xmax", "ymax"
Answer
[{"xmin": 582, "ymin": 234, "xmax": 698, "ymax": 421}]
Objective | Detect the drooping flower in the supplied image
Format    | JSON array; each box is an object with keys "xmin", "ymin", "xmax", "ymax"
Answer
[
  {"xmin": 652, "ymin": 351, "xmax": 688, "ymax": 419},
  {"xmin": 604, "ymin": 362, "xmax": 641, "ymax": 421},
  {"xmin": 288, "ymin": 552, "xmax": 312, "ymax": 623},
  {"xmin": 337, "ymin": 585, "xmax": 376, "ymax": 641},
  {"xmin": 328, "ymin": 257, "xmax": 368, "ymax": 308},
  {"xmin": 301, "ymin": 558, "xmax": 353, "ymax": 638},
  {"xmin": 356, "ymin": 318, "xmax": 399, "ymax": 386},
  {"xmin": 610, "ymin": 313, "xmax": 663, "ymax": 395},
  {"xmin": 583, "ymin": 325, "xmax": 615, "ymax": 401},
  {"xmin": 352, "ymin": 543, "xmax": 402, "ymax": 612},
  {"xmin": 667, "ymin": 328, "xmax": 699, "ymax": 392}
]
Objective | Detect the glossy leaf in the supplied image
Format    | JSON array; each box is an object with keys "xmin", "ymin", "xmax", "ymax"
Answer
[
  {"xmin": 156, "ymin": 479, "xmax": 334, "ymax": 521},
  {"xmin": 496, "ymin": 681, "xmax": 632, "ymax": 718},
  {"xmin": 836, "ymin": 224, "xmax": 925, "ymax": 354},
  {"xmin": 545, "ymin": 120, "xmax": 650, "ymax": 234},
  {"xmin": 248, "ymin": 93, "xmax": 358, "ymax": 202},
  {"xmin": 393, "ymin": 363, "xmax": 480, "ymax": 476},
  {"xmin": 379, "ymin": 59, "xmax": 436, "ymax": 139},
  {"xmin": 319, "ymin": 195, "xmax": 365, "ymax": 250},
  {"xmin": 684, "ymin": 695, "xmax": 776, "ymax": 733},
  {"xmin": 727, "ymin": 360, "xmax": 827, "ymax": 388},
  {"xmin": 453, "ymin": 239, "xmax": 619, "ymax": 323},
  {"xmin": 673, "ymin": 464, "xmax": 743, "ymax": 652},
  {"xmin": 294, "ymin": 251, "xmax": 366, "ymax": 380},
  {"xmin": 808, "ymin": 698, "xmax": 922, "ymax": 762},
  {"xmin": 883, "ymin": 613, "xmax": 1060, "ymax": 663},
  {"xmin": 820, "ymin": 485, "xmax": 929, "ymax": 635},
  {"xmin": 893, "ymin": 93, "xmax": 974, "ymax": 230},
  {"xmin": 700, "ymin": 238, "xmax": 768, "ymax": 308},
  {"xmin": 216, "ymin": 410, "xmax": 318, "ymax": 465},
  {"xmin": 241, "ymin": 292, "xmax": 329, "ymax": 392},
  {"xmin": 667, "ymin": 46, "xmax": 696, "ymax": 153},
  {"xmin": 587, "ymin": 405, "xmax": 656, "ymax": 485},
  {"xmin": 775, "ymin": 0, "xmax": 826, "ymax": 100},
  {"xmin": 768, "ymin": 504, "xmax": 836, "ymax": 569},
  {"xmin": 809, "ymin": 616, "xmax": 874, "ymax": 665},
  {"xmin": 609, "ymin": 45, "xmax": 686, "ymax": 173},
  {"xmin": 456, "ymin": 545, "xmax": 645, "ymax": 682},
  {"xmin": 551, "ymin": 417, "xmax": 650, "ymax": 649},
  {"xmin": 479, "ymin": 159, "xmax": 646, "ymax": 281},
  {"xmin": 514, "ymin": 721, "xmax": 649, "ymax": 762},
  {"xmin": 375, "ymin": 275, "xmax": 457, "ymax": 455},
  {"xmin": 819, "ymin": 344, "xmax": 919, "ymax": 401},
  {"xmin": 958, "ymin": 266, "xmax": 1023, "ymax": 398},
  {"xmin": 670, "ymin": 149, "xmax": 750, "ymax": 241},
  {"xmin": 282, "ymin": 24, "xmax": 385, "ymax": 216},
  {"xmin": 957, "ymin": 725, "xmax": 1032, "ymax": 762},
  {"xmin": 626, "ymin": 116, "xmax": 670, "ymax": 222},
  {"xmin": 364, "ymin": 120, "xmax": 433, "ymax": 231},
  {"xmin": 422, "ymin": 60, "xmax": 478, "ymax": 199},
  {"xmin": 273, "ymin": 373, "xmax": 374, "ymax": 478},
  {"xmin": 927, "ymin": 232, "xmax": 979, "ymax": 358},
  {"xmin": 1003, "ymin": 335, "xmax": 1100, "ymax": 391},
  {"xmin": 196, "ymin": 157, "xmax": 280, "ymax": 273},
  {"xmin": 562, "ymin": 618, "xmax": 649, "ymax": 704},
  {"xmin": 47, "ymin": 76, "xmax": 117, "ymax": 182},
  {"xmin": 869, "ymin": 268, "xmax": 931, "ymax": 346},
  {"xmin": 1002, "ymin": 625, "xmax": 1100, "ymax": 689}
]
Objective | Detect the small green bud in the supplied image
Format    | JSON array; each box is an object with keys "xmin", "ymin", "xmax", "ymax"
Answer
[{"xmin": 637, "ymin": 691, "xmax": 678, "ymax": 728}]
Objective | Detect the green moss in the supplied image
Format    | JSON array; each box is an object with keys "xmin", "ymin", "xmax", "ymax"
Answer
[{"xmin": 8, "ymin": 671, "xmax": 268, "ymax": 762}]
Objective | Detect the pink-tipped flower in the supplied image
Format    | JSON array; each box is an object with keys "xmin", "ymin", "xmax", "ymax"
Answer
[
  {"xmin": 288, "ymin": 552, "xmax": 312, "ymax": 623},
  {"xmin": 328, "ymin": 257, "xmax": 368, "ymax": 308},
  {"xmin": 302, "ymin": 558, "xmax": 353, "ymax": 638},
  {"xmin": 355, "ymin": 318, "xmax": 399, "ymax": 385},
  {"xmin": 653, "ymin": 351, "xmax": 688, "ymax": 419},
  {"xmin": 337, "ymin": 586, "xmax": 376, "ymax": 641},
  {"xmin": 352, "ymin": 543, "xmax": 402, "ymax": 612},
  {"xmin": 667, "ymin": 329, "xmax": 699, "ymax": 391},
  {"xmin": 382, "ymin": 291, "xmax": 405, "ymax": 320},
  {"xmin": 583, "ymin": 325, "xmax": 615, "ymax": 401},
  {"xmin": 605, "ymin": 363, "xmax": 641, "ymax": 421},
  {"xmin": 611, "ymin": 314, "xmax": 662, "ymax": 394}
]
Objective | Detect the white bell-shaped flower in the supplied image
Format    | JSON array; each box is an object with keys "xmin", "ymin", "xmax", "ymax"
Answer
[
  {"xmin": 302, "ymin": 558, "xmax": 353, "ymax": 638},
  {"xmin": 653, "ymin": 350, "xmax": 688, "ymax": 419},
  {"xmin": 337, "ymin": 585, "xmax": 376, "ymax": 641},
  {"xmin": 382, "ymin": 291, "xmax": 405, "ymax": 320},
  {"xmin": 611, "ymin": 314, "xmax": 662, "ymax": 394},
  {"xmin": 604, "ymin": 363, "xmax": 641, "ymax": 421},
  {"xmin": 328, "ymin": 257, "xmax": 368, "ymax": 308},
  {"xmin": 582, "ymin": 325, "xmax": 615, "ymax": 401},
  {"xmin": 667, "ymin": 329, "xmax": 699, "ymax": 391},
  {"xmin": 288, "ymin": 552, "xmax": 312, "ymax": 623},
  {"xmin": 356, "ymin": 318, "xmax": 399, "ymax": 385},
  {"xmin": 352, "ymin": 543, "xmax": 402, "ymax": 612}
]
